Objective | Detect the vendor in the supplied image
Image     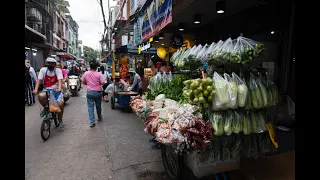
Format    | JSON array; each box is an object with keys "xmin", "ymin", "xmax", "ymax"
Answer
[
  {"xmin": 148, "ymin": 55, "xmax": 168, "ymax": 76},
  {"xmin": 128, "ymin": 69, "xmax": 142, "ymax": 95}
]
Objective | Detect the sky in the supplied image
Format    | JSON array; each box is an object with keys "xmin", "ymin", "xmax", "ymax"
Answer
[{"xmin": 67, "ymin": 0, "xmax": 117, "ymax": 50}]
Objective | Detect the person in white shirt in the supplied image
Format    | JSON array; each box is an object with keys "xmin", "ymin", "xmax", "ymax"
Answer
[
  {"xmin": 99, "ymin": 66, "xmax": 110, "ymax": 102},
  {"xmin": 33, "ymin": 58, "xmax": 65, "ymax": 128},
  {"xmin": 25, "ymin": 60, "xmax": 38, "ymax": 82},
  {"xmin": 25, "ymin": 60, "xmax": 37, "ymax": 105}
]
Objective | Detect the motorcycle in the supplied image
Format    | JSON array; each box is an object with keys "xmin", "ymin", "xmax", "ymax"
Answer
[
  {"xmin": 62, "ymin": 81, "xmax": 70, "ymax": 103},
  {"xmin": 68, "ymin": 75, "xmax": 80, "ymax": 96}
]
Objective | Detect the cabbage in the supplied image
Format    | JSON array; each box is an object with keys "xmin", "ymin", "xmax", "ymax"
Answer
[{"xmin": 237, "ymin": 84, "xmax": 248, "ymax": 107}]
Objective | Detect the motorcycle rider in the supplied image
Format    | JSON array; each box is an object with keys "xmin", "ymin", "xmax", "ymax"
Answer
[
  {"xmin": 33, "ymin": 58, "xmax": 65, "ymax": 128},
  {"xmin": 68, "ymin": 65, "xmax": 82, "ymax": 90}
]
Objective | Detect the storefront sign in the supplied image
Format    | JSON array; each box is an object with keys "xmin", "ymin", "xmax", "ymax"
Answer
[
  {"xmin": 134, "ymin": 15, "xmax": 143, "ymax": 46},
  {"xmin": 141, "ymin": 0, "xmax": 172, "ymax": 42},
  {"xmin": 141, "ymin": 42, "xmax": 151, "ymax": 51}
]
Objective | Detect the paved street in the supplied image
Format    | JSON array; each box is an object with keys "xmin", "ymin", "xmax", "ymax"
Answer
[{"xmin": 25, "ymin": 86, "xmax": 168, "ymax": 180}]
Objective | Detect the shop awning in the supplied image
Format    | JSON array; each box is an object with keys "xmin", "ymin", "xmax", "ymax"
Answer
[
  {"xmin": 25, "ymin": 24, "xmax": 47, "ymax": 43},
  {"xmin": 56, "ymin": 52, "xmax": 76, "ymax": 59}
]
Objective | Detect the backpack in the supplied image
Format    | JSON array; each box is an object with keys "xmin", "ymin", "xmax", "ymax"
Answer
[{"xmin": 25, "ymin": 66, "xmax": 32, "ymax": 84}]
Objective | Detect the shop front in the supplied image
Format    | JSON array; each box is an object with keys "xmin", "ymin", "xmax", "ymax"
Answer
[{"xmin": 129, "ymin": 0, "xmax": 295, "ymax": 179}]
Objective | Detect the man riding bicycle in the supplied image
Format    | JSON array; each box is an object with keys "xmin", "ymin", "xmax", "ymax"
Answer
[{"xmin": 33, "ymin": 58, "xmax": 65, "ymax": 128}]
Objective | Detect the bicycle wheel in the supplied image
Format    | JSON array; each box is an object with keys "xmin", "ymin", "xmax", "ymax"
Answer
[
  {"xmin": 40, "ymin": 120, "xmax": 51, "ymax": 141},
  {"xmin": 52, "ymin": 113, "xmax": 59, "ymax": 128},
  {"xmin": 161, "ymin": 145, "xmax": 182, "ymax": 180}
]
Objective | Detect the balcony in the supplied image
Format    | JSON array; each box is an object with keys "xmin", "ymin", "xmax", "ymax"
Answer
[{"xmin": 26, "ymin": 7, "xmax": 42, "ymax": 23}]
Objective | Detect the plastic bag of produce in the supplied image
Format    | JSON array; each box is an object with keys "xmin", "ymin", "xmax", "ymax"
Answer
[
  {"xmin": 249, "ymin": 73, "xmax": 262, "ymax": 109},
  {"xmin": 243, "ymin": 111, "xmax": 252, "ymax": 135},
  {"xmin": 250, "ymin": 111, "xmax": 262, "ymax": 133},
  {"xmin": 213, "ymin": 72, "xmax": 230, "ymax": 105},
  {"xmin": 214, "ymin": 38, "xmax": 234, "ymax": 65},
  {"xmin": 168, "ymin": 71, "xmax": 173, "ymax": 81},
  {"xmin": 170, "ymin": 50, "xmax": 181, "ymax": 65},
  {"xmin": 257, "ymin": 111, "xmax": 267, "ymax": 132},
  {"xmin": 222, "ymin": 135, "xmax": 233, "ymax": 160},
  {"xmin": 256, "ymin": 73, "xmax": 269, "ymax": 107},
  {"xmin": 244, "ymin": 90, "xmax": 252, "ymax": 110},
  {"xmin": 231, "ymin": 133, "xmax": 242, "ymax": 158},
  {"xmin": 189, "ymin": 44, "xmax": 203, "ymax": 61},
  {"xmin": 241, "ymin": 134, "xmax": 252, "ymax": 158},
  {"xmin": 212, "ymin": 95, "xmax": 223, "ymax": 111},
  {"xmin": 195, "ymin": 44, "xmax": 209, "ymax": 62},
  {"xmin": 233, "ymin": 111, "xmax": 243, "ymax": 133},
  {"xmin": 224, "ymin": 110, "xmax": 234, "ymax": 136},
  {"xmin": 210, "ymin": 111, "xmax": 225, "ymax": 136},
  {"xmin": 232, "ymin": 72, "xmax": 248, "ymax": 107},
  {"xmin": 224, "ymin": 73, "xmax": 238, "ymax": 109},
  {"xmin": 49, "ymin": 92, "xmax": 61, "ymax": 112},
  {"xmin": 231, "ymin": 36, "xmax": 265, "ymax": 64},
  {"xmin": 207, "ymin": 40, "xmax": 224, "ymax": 64},
  {"xmin": 200, "ymin": 43, "xmax": 215, "ymax": 62}
]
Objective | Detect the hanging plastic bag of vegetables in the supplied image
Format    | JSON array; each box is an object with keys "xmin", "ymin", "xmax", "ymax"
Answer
[
  {"xmin": 207, "ymin": 40, "xmax": 224, "ymax": 65},
  {"xmin": 210, "ymin": 111, "xmax": 225, "ymax": 136},
  {"xmin": 224, "ymin": 73, "xmax": 238, "ymax": 109},
  {"xmin": 256, "ymin": 73, "xmax": 269, "ymax": 108},
  {"xmin": 250, "ymin": 111, "xmax": 261, "ymax": 134},
  {"xmin": 243, "ymin": 111, "xmax": 252, "ymax": 135},
  {"xmin": 231, "ymin": 133, "xmax": 242, "ymax": 159},
  {"xmin": 233, "ymin": 110, "xmax": 243, "ymax": 134},
  {"xmin": 213, "ymin": 72, "xmax": 231, "ymax": 105},
  {"xmin": 214, "ymin": 38, "xmax": 234, "ymax": 65},
  {"xmin": 224, "ymin": 110, "xmax": 234, "ymax": 136},
  {"xmin": 231, "ymin": 36, "xmax": 265, "ymax": 65},
  {"xmin": 249, "ymin": 73, "xmax": 263, "ymax": 109},
  {"xmin": 195, "ymin": 44, "xmax": 209, "ymax": 62},
  {"xmin": 232, "ymin": 72, "xmax": 248, "ymax": 107}
]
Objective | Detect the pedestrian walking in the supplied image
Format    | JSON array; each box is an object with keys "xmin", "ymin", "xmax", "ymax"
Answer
[
  {"xmin": 81, "ymin": 60, "xmax": 105, "ymax": 127},
  {"xmin": 25, "ymin": 60, "xmax": 37, "ymax": 105},
  {"xmin": 99, "ymin": 66, "xmax": 110, "ymax": 102}
]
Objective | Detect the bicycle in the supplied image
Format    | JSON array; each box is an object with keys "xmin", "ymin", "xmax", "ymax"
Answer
[{"xmin": 40, "ymin": 89, "xmax": 59, "ymax": 141}]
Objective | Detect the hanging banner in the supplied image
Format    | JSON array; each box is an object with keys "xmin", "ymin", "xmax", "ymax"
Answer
[
  {"xmin": 134, "ymin": 15, "xmax": 143, "ymax": 46},
  {"xmin": 141, "ymin": 0, "xmax": 172, "ymax": 43}
]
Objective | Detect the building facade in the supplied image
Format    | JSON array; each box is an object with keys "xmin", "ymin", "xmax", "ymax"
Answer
[{"xmin": 25, "ymin": 0, "xmax": 81, "ymax": 69}]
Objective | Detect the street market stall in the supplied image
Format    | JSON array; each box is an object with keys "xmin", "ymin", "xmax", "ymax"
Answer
[{"xmin": 130, "ymin": 35, "xmax": 279, "ymax": 179}]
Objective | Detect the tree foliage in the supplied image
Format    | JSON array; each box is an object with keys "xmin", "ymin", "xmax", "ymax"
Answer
[{"xmin": 83, "ymin": 45, "xmax": 98, "ymax": 61}]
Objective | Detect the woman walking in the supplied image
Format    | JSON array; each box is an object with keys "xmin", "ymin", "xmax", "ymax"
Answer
[
  {"xmin": 99, "ymin": 66, "xmax": 110, "ymax": 102},
  {"xmin": 81, "ymin": 60, "xmax": 105, "ymax": 127}
]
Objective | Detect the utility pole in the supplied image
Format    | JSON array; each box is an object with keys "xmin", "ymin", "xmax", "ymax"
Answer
[{"xmin": 98, "ymin": 0, "xmax": 107, "ymax": 58}]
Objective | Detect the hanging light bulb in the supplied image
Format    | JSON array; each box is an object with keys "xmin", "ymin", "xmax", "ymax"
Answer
[
  {"xmin": 216, "ymin": 1, "xmax": 225, "ymax": 14},
  {"xmin": 178, "ymin": 23, "xmax": 185, "ymax": 31},
  {"xmin": 194, "ymin": 14, "xmax": 201, "ymax": 24},
  {"xmin": 159, "ymin": 33, "xmax": 164, "ymax": 40}
]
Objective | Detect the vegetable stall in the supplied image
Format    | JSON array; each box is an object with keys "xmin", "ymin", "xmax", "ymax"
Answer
[{"xmin": 130, "ymin": 36, "xmax": 279, "ymax": 179}]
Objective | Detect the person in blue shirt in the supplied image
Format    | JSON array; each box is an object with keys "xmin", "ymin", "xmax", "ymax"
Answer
[{"xmin": 128, "ymin": 69, "xmax": 142, "ymax": 95}]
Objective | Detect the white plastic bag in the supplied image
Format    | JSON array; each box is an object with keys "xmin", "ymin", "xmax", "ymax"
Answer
[{"xmin": 49, "ymin": 92, "xmax": 61, "ymax": 112}]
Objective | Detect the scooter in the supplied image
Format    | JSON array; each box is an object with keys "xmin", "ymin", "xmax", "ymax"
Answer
[
  {"xmin": 68, "ymin": 75, "xmax": 80, "ymax": 96},
  {"xmin": 62, "ymin": 82, "xmax": 70, "ymax": 103}
]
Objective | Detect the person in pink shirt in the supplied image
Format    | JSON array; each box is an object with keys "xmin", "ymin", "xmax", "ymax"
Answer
[{"xmin": 81, "ymin": 60, "xmax": 105, "ymax": 127}]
